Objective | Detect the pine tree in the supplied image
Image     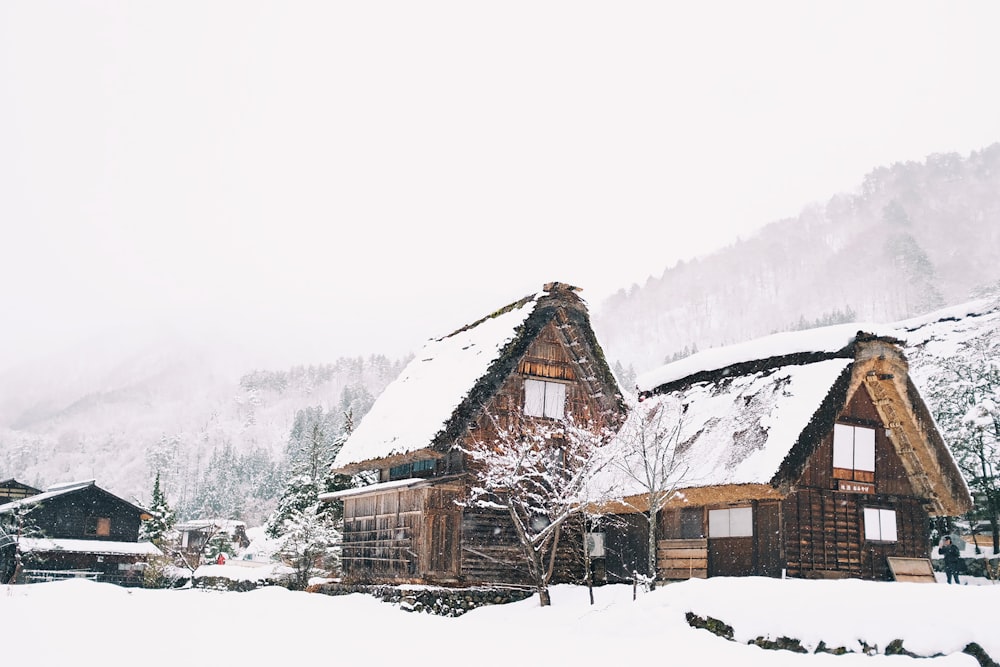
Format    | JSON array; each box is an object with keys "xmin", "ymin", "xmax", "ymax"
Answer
[{"xmin": 139, "ymin": 472, "xmax": 175, "ymax": 545}]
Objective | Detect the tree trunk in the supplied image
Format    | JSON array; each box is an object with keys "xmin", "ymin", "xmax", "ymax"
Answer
[{"xmin": 647, "ymin": 506, "xmax": 658, "ymax": 591}]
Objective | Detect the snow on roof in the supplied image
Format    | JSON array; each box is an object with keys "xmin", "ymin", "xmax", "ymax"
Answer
[
  {"xmin": 0, "ymin": 479, "xmax": 149, "ymax": 517},
  {"xmin": 609, "ymin": 297, "xmax": 1000, "ymax": 500},
  {"xmin": 637, "ymin": 324, "xmax": 880, "ymax": 391},
  {"xmin": 332, "ymin": 293, "xmax": 539, "ymax": 469},
  {"xmin": 0, "ymin": 480, "xmax": 96, "ymax": 513},
  {"xmin": 174, "ymin": 519, "xmax": 247, "ymax": 532},
  {"xmin": 890, "ymin": 297, "xmax": 1000, "ymax": 367},
  {"xmin": 638, "ymin": 296, "xmax": 1000, "ymax": 393},
  {"xmin": 46, "ymin": 479, "xmax": 96, "ymax": 492},
  {"xmin": 604, "ymin": 358, "xmax": 852, "ymax": 495},
  {"xmin": 17, "ymin": 538, "xmax": 162, "ymax": 556},
  {"xmin": 319, "ymin": 477, "xmax": 429, "ymax": 501}
]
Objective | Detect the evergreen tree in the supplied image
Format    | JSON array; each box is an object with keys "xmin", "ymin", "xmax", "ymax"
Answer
[
  {"xmin": 276, "ymin": 504, "xmax": 341, "ymax": 590},
  {"xmin": 139, "ymin": 472, "xmax": 175, "ymax": 545},
  {"xmin": 265, "ymin": 474, "xmax": 319, "ymax": 538}
]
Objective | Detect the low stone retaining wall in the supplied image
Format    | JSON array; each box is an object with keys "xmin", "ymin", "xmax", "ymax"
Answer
[
  {"xmin": 311, "ymin": 582, "xmax": 534, "ymax": 616},
  {"xmin": 686, "ymin": 612, "xmax": 998, "ymax": 667}
]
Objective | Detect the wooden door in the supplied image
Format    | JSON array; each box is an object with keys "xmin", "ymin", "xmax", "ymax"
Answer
[
  {"xmin": 427, "ymin": 512, "xmax": 460, "ymax": 577},
  {"xmin": 708, "ymin": 537, "xmax": 755, "ymax": 577}
]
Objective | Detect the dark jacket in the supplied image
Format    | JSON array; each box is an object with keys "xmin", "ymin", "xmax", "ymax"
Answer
[{"xmin": 939, "ymin": 542, "xmax": 962, "ymax": 571}]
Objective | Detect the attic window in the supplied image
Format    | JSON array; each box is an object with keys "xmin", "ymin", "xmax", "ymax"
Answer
[
  {"xmin": 86, "ymin": 517, "xmax": 111, "ymax": 537},
  {"xmin": 524, "ymin": 379, "xmax": 566, "ymax": 419},
  {"xmin": 389, "ymin": 459, "xmax": 436, "ymax": 481},
  {"xmin": 832, "ymin": 423, "xmax": 876, "ymax": 482},
  {"xmin": 863, "ymin": 507, "xmax": 897, "ymax": 542}
]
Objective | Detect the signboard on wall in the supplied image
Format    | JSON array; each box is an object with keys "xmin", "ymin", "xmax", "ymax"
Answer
[{"xmin": 836, "ymin": 480, "xmax": 875, "ymax": 494}]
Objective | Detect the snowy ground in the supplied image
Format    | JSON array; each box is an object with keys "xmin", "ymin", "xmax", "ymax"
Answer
[{"xmin": 2, "ymin": 577, "xmax": 996, "ymax": 666}]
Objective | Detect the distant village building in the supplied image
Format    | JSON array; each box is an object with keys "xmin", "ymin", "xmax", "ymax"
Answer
[
  {"xmin": 597, "ymin": 328, "xmax": 971, "ymax": 582},
  {"xmin": 0, "ymin": 479, "xmax": 41, "ymax": 505},
  {"xmin": 324, "ymin": 282, "xmax": 626, "ymax": 585},
  {"xmin": 174, "ymin": 519, "xmax": 250, "ymax": 565},
  {"xmin": 0, "ymin": 479, "xmax": 161, "ymax": 586}
]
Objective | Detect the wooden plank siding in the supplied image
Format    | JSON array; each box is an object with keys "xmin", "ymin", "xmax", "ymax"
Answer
[
  {"xmin": 658, "ymin": 539, "xmax": 708, "ymax": 580},
  {"xmin": 782, "ymin": 489, "xmax": 927, "ymax": 580},
  {"xmin": 784, "ymin": 385, "xmax": 930, "ymax": 581},
  {"xmin": 340, "ymin": 486, "xmax": 461, "ymax": 582}
]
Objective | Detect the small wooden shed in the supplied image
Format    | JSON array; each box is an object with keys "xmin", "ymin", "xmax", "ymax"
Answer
[
  {"xmin": 600, "ymin": 329, "xmax": 970, "ymax": 583},
  {"xmin": 324, "ymin": 282, "xmax": 626, "ymax": 586}
]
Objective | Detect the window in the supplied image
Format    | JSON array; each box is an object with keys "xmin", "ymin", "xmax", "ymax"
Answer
[
  {"xmin": 863, "ymin": 507, "xmax": 897, "ymax": 542},
  {"xmin": 680, "ymin": 507, "xmax": 704, "ymax": 539},
  {"xmin": 708, "ymin": 507, "xmax": 753, "ymax": 538},
  {"xmin": 524, "ymin": 379, "xmax": 566, "ymax": 419},
  {"xmin": 585, "ymin": 532, "xmax": 606, "ymax": 558},
  {"xmin": 86, "ymin": 517, "xmax": 111, "ymax": 537},
  {"xmin": 389, "ymin": 459, "xmax": 435, "ymax": 480},
  {"xmin": 833, "ymin": 423, "xmax": 876, "ymax": 480}
]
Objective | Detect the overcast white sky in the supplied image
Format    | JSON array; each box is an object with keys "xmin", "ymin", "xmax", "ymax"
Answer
[{"xmin": 2, "ymin": 1, "xmax": 1000, "ymax": 372}]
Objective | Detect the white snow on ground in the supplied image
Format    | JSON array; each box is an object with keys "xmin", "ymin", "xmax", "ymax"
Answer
[{"xmin": 1, "ymin": 578, "xmax": 993, "ymax": 666}]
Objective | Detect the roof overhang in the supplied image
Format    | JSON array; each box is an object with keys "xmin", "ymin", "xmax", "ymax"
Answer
[
  {"xmin": 332, "ymin": 448, "xmax": 444, "ymax": 476},
  {"xmin": 592, "ymin": 483, "xmax": 783, "ymax": 515}
]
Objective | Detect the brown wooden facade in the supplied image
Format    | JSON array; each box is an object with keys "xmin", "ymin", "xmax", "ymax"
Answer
[{"xmin": 332, "ymin": 284, "xmax": 625, "ymax": 586}]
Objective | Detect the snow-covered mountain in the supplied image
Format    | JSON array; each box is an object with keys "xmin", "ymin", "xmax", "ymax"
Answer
[
  {"xmin": 595, "ymin": 145, "xmax": 1000, "ymax": 374},
  {"xmin": 0, "ymin": 333, "xmax": 406, "ymax": 523}
]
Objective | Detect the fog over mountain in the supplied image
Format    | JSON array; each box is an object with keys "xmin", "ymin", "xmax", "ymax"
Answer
[
  {"xmin": 595, "ymin": 144, "xmax": 1000, "ymax": 376},
  {"xmin": 2, "ymin": 144, "xmax": 1000, "ymax": 522}
]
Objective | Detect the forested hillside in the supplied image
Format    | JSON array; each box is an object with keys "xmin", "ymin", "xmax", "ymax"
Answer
[
  {"xmin": 0, "ymin": 349, "xmax": 406, "ymax": 524},
  {"xmin": 595, "ymin": 144, "xmax": 1000, "ymax": 375}
]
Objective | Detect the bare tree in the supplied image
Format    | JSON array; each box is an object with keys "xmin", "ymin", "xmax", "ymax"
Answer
[
  {"xmin": 608, "ymin": 397, "xmax": 687, "ymax": 590},
  {"xmin": 461, "ymin": 415, "xmax": 614, "ymax": 606}
]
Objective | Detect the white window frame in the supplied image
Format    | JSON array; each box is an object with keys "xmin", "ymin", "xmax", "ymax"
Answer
[
  {"xmin": 708, "ymin": 507, "xmax": 753, "ymax": 538},
  {"xmin": 833, "ymin": 423, "xmax": 876, "ymax": 473},
  {"xmin": 863, "ymin": 507, "xmax": 898, "ymax": 542},
  {"xmin": 524, "ymin": 379, "xmax": 566, "ymax": 419}
]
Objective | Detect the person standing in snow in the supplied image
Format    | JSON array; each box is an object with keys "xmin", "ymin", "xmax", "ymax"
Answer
[{"xmin": 939, "ymin": 536, "xmax": 963, "ymax": 584}]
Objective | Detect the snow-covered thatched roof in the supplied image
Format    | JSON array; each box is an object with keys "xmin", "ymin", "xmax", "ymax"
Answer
[
  {"xmin": 603, "ymin": 315, "xmax": 974, "ymax": 515},
  {"xmin": 332, "ymin": 283, "xmax": 624, "ymax": 473}
]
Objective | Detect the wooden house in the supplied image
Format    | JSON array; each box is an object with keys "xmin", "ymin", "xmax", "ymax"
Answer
[
  {"xmin": 0, "ymin": 478, "xmax": 41, "ymax": 505},
  {"xmin": 597, "ymin": 328, "xmax": 971, "ymax": 583},
  {"xmin": 0, "ymin": 480, "xmax": 161, "ymax": 586},
  {"xmin": 323, "ymin": 282, "xmax": 626, "ymax": 586}
]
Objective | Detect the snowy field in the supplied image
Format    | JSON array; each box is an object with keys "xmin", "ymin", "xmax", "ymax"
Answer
[{"xmin": 2, "ymin": 577, "xmax": 996, "ymax": 666}]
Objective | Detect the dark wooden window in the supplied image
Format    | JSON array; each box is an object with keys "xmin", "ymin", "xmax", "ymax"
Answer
[
  {"xmin": 86, "ymin": 517, "xmax": 111, "ymax": 537},
  {"xmin": 680, "ymin": 507, "xmax": 703, "ymax": 539},
  {"xmin": 832, "ymin": 423, "xmax": 876, "ymax": 483},
  {"xmin": 389, "ymin": 459, "xmax": 435, "ymax": 480},
  {"xmin": 524, "ymin": 379, "xmax": 566, "ymax": 419}
]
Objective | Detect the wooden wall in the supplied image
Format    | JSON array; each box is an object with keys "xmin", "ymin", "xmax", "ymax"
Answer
[
  {"xmin": 341, "ymin": 487, "xmax": 431, "ymax": 582},
  {"xmin": 784, "ymin": 385, "xmax": 930, "ymax": 580},
  {"xmin": 20, "ymin": 486, "xmax": 143, "ymax": 542},
  {"xmin": 343, "ymin": 315, "xmax": 619, "ymax": 586},
  {"xmin": 783, "ymin": 489, "xmax": 927, "ymax": 580}
]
